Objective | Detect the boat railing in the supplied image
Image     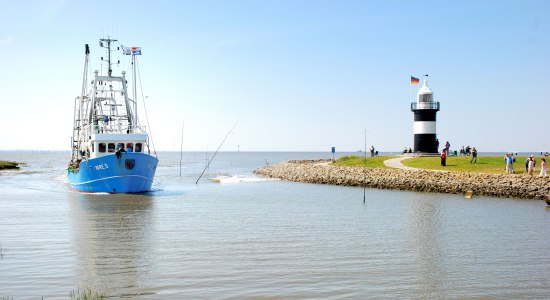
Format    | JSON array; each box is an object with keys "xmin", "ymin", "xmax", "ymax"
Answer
[{"xmin": 83, "ymin": 124, "xmax": 148, "ymax": 136}]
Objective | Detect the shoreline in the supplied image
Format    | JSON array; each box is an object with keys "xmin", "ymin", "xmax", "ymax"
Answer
[
  {"xmin": 255, "ymin": 159, "xmax": 550, "ymax": 200},
  {"xmin": 0, "ymin": 160, "xmax": 19, "ymax": 170}
]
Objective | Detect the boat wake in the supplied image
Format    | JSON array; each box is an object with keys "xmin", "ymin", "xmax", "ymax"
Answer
[
  {"xmin": 0, "ymin": 170, "xmax": 46, "ymax": 176},
  {"xmin": 211, "ymin": 175, "xmax": 278, "ymax": 184}
]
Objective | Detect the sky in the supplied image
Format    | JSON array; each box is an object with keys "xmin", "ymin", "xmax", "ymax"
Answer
[{"xmin": 0, "ymin": 0, "xmax": 548, "ymax": 152}]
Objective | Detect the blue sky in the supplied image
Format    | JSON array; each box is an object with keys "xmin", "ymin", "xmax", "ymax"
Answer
[{"xmin": 0, "ymin": 0, "xmax": 548, "ymax": 152}]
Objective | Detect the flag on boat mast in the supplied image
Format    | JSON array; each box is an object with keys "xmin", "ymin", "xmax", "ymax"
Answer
[
  {"xmin": 410, "ymin": 76, "xmax": 420, "ymax": 84},
  {"xmin": 122, "ymin": 46, "xmax": 142, "ymax": 55},
  {"xmin": 122, "ymin": 46, "xmax": 131, "ymax": 55}
]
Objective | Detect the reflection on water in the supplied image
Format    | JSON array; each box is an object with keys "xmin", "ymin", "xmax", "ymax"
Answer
[
  {"xmin": 69, "ymin": 193, "xmax": 155, "ymax": 297},
  {"xmin": 408, "ymin": 195, "xmax": 444, "ymax": 298},
  {"xmin": 0, "ymin": 151, "xmax": 549, "ymax": 298}
]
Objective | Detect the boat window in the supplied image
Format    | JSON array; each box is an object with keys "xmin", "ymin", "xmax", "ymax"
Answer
[
  {"xmin": 117, "ymin": 143, "xmax": 125, "ymax": 150},
  {"xmin": 126, "ymin": 143, "xmax": 134, "ymax": 152},
  {"xmin": 108, "ymin": 143, "xmax": 116, "ymax": 153},
  {"xmin": 135, "ymin": 143, "xmax": 142, "ymax": 152},
  {"xmin": 99, "ymin": 143, "xmax": 106, "ymax": 153}
]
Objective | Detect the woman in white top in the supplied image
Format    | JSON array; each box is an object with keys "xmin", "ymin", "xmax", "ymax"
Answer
[
  {"xmin": 539, "ymin": 158, "xmax": 547, "ymax": 177},
  {"xmin": 528, "ymin": 157, "xmax": 535, "ymax": 175}
]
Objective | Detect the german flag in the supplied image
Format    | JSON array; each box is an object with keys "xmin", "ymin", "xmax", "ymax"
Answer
[{"xmin": 410, "ymin": 76, "xmax": 420, "ymax": 84}]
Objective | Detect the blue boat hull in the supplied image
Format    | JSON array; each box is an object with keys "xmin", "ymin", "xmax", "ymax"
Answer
[{"xmin": 67, "ymin": 152, "xmax": 158, "ymax": 193}]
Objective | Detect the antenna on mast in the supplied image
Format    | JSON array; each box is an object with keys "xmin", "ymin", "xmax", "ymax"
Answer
[{"xmin": 99, "ymin": 37, "xmax": 118, "ymax": 77}]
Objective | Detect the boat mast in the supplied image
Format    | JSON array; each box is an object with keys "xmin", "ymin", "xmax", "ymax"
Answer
[
  {"xmin": 100, "ymin": 37, "xmax": 117, "ymax": 77},
  {"xmin": 81, "ymin": 45, "xmax": 90, "ymax": 101},
  {"xmin": 72, "ymin": 44, "xmax": 90, "ymax": 159}
]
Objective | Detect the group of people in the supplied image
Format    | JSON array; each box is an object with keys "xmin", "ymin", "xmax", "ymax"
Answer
[
  {"xmin": 525, "ymin": 155, "xmax": 547, "ymax": 177},
  {"xmin": 439, "ymin": 140, "xmax": 458, "ymax": 166},
  {"xmin": 369, "ymin": 145, "xmax": 379, "ymax": 157},
  {"xmin": 434, "ymin": 139, "xmax": 548, "ymax": 176},
  {"xmin": 504, "ymin": 153, "xmax": 547, "ymax": 177},
  {"xmin": 440, "ymin": 144, "xmax": 477, "ymax": 166},
  {"xmin": 459, "ymin": 146, "xmax": 473, "ymax": 156}
]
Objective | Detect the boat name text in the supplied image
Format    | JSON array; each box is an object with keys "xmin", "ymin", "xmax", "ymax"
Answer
[{"xmin": 95, "ymin": 164, "xmax": 109, "ymax": 170}]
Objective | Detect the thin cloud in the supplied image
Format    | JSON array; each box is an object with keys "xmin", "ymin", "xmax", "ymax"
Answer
[
  {"xmin": 0, "ymin": 35, "xmax": 13, "ymax": 45},
  {"xmin": 214, "ymin": 38, "xmax": 245, "ymax": 48},
  {"xmin": 39, "ymin": 0, "xmax": 66, "ymax": 23}
]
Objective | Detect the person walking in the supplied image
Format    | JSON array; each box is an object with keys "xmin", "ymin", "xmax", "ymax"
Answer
[
  {"xmin": 470, "ymin": 147, "xmax": 477, "ymax": 164},
  {"xmin": 528, "ymin": 156, "xmax": 535, "ymax": 175},
  {"xmin": 441, "ymin": 149, "xmax": 447, "ymax": 166},
  {"xmin": 445, "ymin": 141, "xmax": 450, "ymax": 154},
  {"xmin": 505, "ymin": 153, "xmax": 515, "ymax": 173},
  {"xmin": 539, "ymin": 158, "xmax": 547, "ymax": 177}
]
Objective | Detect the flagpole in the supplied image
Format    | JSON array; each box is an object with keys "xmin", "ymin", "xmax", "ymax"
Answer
[
  {"xmin": 409, "ymin": 75, "xmax": 414, "ymax": 105},
  {"xmin": 409, "ymin": 77, "xmax": 412, "ymax": 104}
]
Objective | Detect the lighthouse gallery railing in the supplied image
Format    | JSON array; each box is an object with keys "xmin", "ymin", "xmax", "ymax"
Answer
[{"xmin": 411, "ymin": 102, "xmax": 440, "ymax": 111}]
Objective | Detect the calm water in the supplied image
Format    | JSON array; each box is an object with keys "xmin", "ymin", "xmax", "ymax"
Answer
[{"xmin": 0, "ymin": 151, "xmax": 549, "ymax": 299}]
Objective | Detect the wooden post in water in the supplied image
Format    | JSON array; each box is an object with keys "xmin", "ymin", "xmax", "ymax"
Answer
[
  {"xmin": 363, "ymin": 129, "xmax": 366, "ymax": 204},
  {"xmin": 179, "ymin": 121, "xmax": 184, "ymax": 177}
]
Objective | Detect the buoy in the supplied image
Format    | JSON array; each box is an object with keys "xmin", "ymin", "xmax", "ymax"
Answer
[{"xmin": 464, "ymin": 190, "xmax": 474, "ymax": 199}]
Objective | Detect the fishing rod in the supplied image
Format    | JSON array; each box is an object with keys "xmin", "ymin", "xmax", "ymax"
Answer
[{"xmin": 195, "ymin": 121, "xmax": 238, "ymax": 184}]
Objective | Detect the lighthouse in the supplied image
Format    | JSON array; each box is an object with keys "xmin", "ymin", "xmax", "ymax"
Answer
[{"xmin": 411, "ymin": 80, "xmax": 440, "ymax": 153}]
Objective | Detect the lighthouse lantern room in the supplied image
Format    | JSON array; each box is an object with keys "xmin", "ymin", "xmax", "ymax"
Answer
[{"xmin": 411, "ymin": 80, "xmax": 440, "ymax": 153}]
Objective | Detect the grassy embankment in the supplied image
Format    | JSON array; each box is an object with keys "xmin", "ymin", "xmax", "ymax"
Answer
[
  {"xmin": 332, "ymin": 155, "xmax": 390, "ymax": 168},
  {"xmin": 402, "ymin": 155, "xmax": 534, "ymax": 174},
  {"xmin": 333, "ymin": 155, "xmax": 539, "ymax": 175},
  {"xmin": 0, "ymin": 160, "xmax": 19, "ymax": 170}
]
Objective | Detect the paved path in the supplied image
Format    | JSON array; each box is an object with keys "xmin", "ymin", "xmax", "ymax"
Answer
[
  {"xmin": 384, "ymin": 156, "xmax": 449, "ymax": 173},
  {"xmin": 383, "ymin": 156, "xmax": 421, "ymax": 171}
]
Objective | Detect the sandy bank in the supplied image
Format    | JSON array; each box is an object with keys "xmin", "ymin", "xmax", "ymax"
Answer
[{"xmin": 255, "ymin": 159, "xmax": 550, "ymax": 200}]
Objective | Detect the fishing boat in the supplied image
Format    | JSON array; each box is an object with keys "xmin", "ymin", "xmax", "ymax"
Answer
[{"xmin": 67, "ymin": 38, "xmax": 158, "ymax": 193}]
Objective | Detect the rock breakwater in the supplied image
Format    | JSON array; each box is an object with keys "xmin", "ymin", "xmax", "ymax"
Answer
[{"xmin": 255, "ymin": 159, "xmax": 550, "ymax": 200}]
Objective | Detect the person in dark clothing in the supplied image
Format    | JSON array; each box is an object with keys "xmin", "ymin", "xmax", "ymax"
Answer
[
  {"xmin": 115, "ymin": 145, "xmax": 126, "ymax": 159},
  {"xmin": 470, "ymin": 147, "xmax": 477, "ymax": 164}
]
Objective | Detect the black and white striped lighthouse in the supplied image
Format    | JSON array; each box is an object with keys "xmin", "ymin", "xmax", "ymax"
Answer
[{"xmin": 411, "ymin": 80, "xmax": 440, "ymax": 153}]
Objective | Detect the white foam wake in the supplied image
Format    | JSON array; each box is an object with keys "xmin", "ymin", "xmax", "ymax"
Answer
[{"xmin": 211, "ymin": 175, "xmax": 278, "ymax": 184}]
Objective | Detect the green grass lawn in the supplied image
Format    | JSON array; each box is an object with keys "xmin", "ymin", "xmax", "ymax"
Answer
[
  {"xmin": 332, "ymin": 155, "xmax": 390, "ymax": 168},
  {"xmin": 332, "ymin": 155, "xmax": 541, "ymax": 174},
  {"xmin": 401, "ymin": 155, "xmax": 536, "ymax": 174}
]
